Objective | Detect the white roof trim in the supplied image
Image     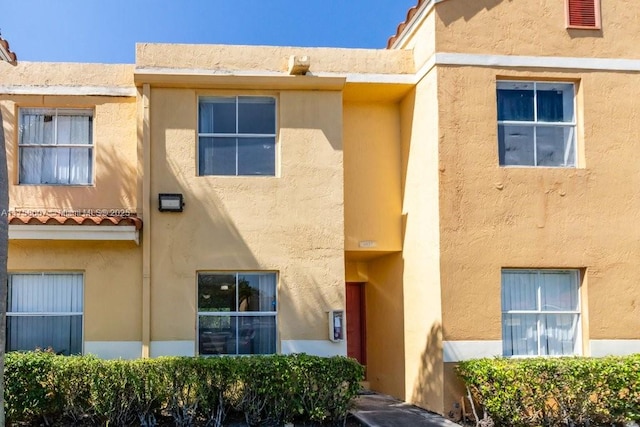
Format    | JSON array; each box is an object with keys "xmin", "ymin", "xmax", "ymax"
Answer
[
  {"xmin": 9, "ymin": 225, "xmax": 139, "ymax": 244},
  {"xmin": 0, "ymin": 85, "xmax": 136, "ymax": 97}
]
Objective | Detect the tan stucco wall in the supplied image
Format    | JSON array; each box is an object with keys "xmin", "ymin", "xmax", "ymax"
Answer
[
  {"xmin": 400, "ymin": 71, "xmax": 444, "ymax": 413},
  {"xmin": 1, "ymin": 95, "xmax": 137, "ymax": 211},
  {"xmin": 435, "ymin": 0, "xmax": 640, "ymax": 58},
  {"xmin": 148, "ymin": 87, "xmax": 345, "ymax": 345},
  {"xmin": 395, "ymin": 5, "xmax": 436, "ymax": 71},
  {"xmin": 365, "ymin": 253, "xmax": 406, "ymax": 400},
  {"xmin": 137, "ymin": 43, "xmax": 414, "ymax": 75},
  {"xmin": 343, "ymin": 102, "xmax": 402, "ymax": 253},
  {"xmin": 436, "ymin": 64, "xmax": 640, "ymax": 408},
  {"xmin": 1, "ymin": 62, "xmax": 134, "ymax": 88},
  {"xmin": 8, "ymin": 240, "xmax": 142, "ymax": 342}
]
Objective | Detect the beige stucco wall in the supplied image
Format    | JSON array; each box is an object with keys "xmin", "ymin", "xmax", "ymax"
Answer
[
  {"xmin": 343, "ymin": 102, "xmax": 402, "ymax": 253},
  {"xmin": 1, "ymin": 95, "xmax": 137, "ymax": 211},
  {"xmin": 437, "ymin": 64, "xmax": 640, "ymax": 407},
  {"xmin": 394, "ymin": 5, "xmax": 436, "ymax": 72},
  {"xmin": 137, "ymin": 43, "xmax": 414, "ymax": 75},
  {"xmin": 400, "ymin": 70, "xmax": 444, "ymax": 413},
  {"xmin": 147, "ymin": 87, "xmax": 345, "ymax": 346},
  {"xmin": 365, "ymin": 253, "xmax": 406, "ymax": 399},
  {"xmin": 435, "ymin": 0, "xmax": 640, "ymax": 58},
  {"xmin": 1, "ymin": 62, "xmax": 134, "ymax": 88},
  {"xmin": 8, "ymin": 240, "xmax": 142, "ymax": 342}
]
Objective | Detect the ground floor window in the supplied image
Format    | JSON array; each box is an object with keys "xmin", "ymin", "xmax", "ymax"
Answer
[
  {"xmin": 198, "ymin": 272, "xmax": 277, "ymax": 355},
  {"xmin": 7, "ymin": 273, "xmax": 83, "ymax": 355},
  {"xmin": 502, "ymin": 269, "xmax": 580, "ymax": 357}
]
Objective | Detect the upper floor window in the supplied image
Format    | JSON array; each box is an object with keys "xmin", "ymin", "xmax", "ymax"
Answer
[
  {"xmin": 566, "ymin": 0, "xmax": 601, "ymax": 29},
  {"xmin": 497, "ymin": 81, "xmax": 576, "ymax": 167},
  {"xmin": 19, "ymin": 108, "xmax": 93, "ymax": 185},
  {"xmin": 198, "ymin": 96, "xmax": 276, "ymax": 176},
  {"xmin": 502, "ymin": 269, "xmax": 581, "ymax": 357}
]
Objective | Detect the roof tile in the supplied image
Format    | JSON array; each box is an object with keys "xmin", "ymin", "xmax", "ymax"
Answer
[
  {"xmin": 387, "ymin": 0, "xmax": 430, "ymax": 49},
  {"xmin": 8, "ymin": 214, "xmax": 143, "ymax": 230}
]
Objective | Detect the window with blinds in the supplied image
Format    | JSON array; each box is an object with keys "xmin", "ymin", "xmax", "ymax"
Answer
[
  {"xmin": 567, "ymin": 0, "xmax": 601, "ymax": 29},
  {"xmin": 7, "ymin": 273, "xmax": 83, "ymax": 355}
]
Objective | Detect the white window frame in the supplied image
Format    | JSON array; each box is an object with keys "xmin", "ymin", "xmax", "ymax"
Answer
[
  {"xmin": 501, "ymin": 269, "xmax": 582, "ymax": 357},
  {"xmin": 497, "ymin": 81, "xmax": 577, "ymax": 168},
  {"xmin": 18, "ymin": 107, "xmax": 94, "ymax": 185},
  {"xmin": 197, "ymin": 271, "xmax": 278, "ymax": 356},
  {"xmin": 197, "ymin": 96, "xmax": 277, "ymax": 177},
  {"xmin": 6, "ymin": 272, "xmax": 84, "ymax": 355}
]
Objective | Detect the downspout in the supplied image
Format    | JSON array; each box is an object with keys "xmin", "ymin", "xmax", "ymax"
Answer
[{"xmin": 141, "ymin": 83, "xmax": 151, "ymax": 358}]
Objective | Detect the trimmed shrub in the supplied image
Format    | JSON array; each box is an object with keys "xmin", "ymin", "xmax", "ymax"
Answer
[
  {"xmin": 5, "ymin": 351, "xmax": 364, "ymax": 426},
  {"xmin": 457, "ymin": 355, "xmax": 640, "ymax": 427}
]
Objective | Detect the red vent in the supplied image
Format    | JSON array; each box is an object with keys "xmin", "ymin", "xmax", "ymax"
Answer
[{"xmin": 567, "ymin": 0, "xmax": 598, "ymax": 28}]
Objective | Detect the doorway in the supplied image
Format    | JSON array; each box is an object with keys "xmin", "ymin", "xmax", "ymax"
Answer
[{"xmin": 346, "ymin": 282, "xmax": 366, "ymax": 366}]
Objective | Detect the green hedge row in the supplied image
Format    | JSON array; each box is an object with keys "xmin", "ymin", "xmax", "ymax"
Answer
[
  {"xmin": 5, "ymin": 351, "xmax": 364, "ymax": 426},
  {"xmin": 457, "ymin": 355, "xmax": 640, "ymax": 427}
]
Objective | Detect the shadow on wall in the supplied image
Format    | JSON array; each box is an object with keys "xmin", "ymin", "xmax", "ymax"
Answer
[
  {"xmin": 411, "ymin": 322, "xmax": 443, "ymax": 411},
  {"xmin": 4, "ymin": 98, "xmax": 138, "ymax": 213},
  {"xmin": 437, "ymin": 0, "xmax": 511, "ymax": 26}
]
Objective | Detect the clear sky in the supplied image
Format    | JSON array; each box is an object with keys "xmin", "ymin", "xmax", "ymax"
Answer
[{"xmin": 2, "ymin": 0, "xmax": 417, "ymax": 64}]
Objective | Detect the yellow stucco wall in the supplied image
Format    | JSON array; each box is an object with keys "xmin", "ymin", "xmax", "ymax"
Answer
[
  {"xmin": 1, "ymin": 95, "xmax": 137, "ymax": 211},
  {"xmin": 435, "ymin": 0, "xmax": 640, "ymax": 58},
  {"xmin": 436, "ymin": 64, "xmax": 640, "ymax": 409},
  {"xmin": 343, "ymin": 102, "xmax": 402, "ymax": 253},
  {"xmin": 394, "ymin": 4, "xmax": 436, "ymax": 71},
  {"xmin": 147, "ymin": 87, "xmax": 345, "ymax": 346},
  {"xmin": 400, "ymin": 70, "xmax": 444, "ymax": 413},
  {"xmin": 8, "ymin": 240, "xmax": 142, "ymax": 342},
  {"xmin": 137, "ymin": 43, "xmax": 414, "ymax": 75}
]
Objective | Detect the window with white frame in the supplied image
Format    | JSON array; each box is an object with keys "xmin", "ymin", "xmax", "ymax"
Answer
[
  {"xmin": 198, "ymin": 97, "xmax": 276, "ymax": 176},
  {"xmin": 7, "ymin": 273, "xmax": 83, "ymax": 355},
  {"xmin": 198, "ymin": 272, "xmax": 277, "ymax": 355},
  {"xmin": 497, "ymin": 82, "xmax": 576, "ymax": 167},
  {"xmin": 19, "ymin": 108, "xmax": 93, "ymax": 185},
  {"xmin": 502, "ymin": 269, "xmax": 581, "ymax": 357}
]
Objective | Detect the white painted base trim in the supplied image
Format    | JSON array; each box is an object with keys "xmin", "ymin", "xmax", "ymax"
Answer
[
  {"xmin": 150, "ymin": 340, "xmax": 195, "ymax": 357},
  {"xmin": 443, "ymin": 340, "xmax": 503, "ymax": 362},
  {"xmin": 590, "ymin": 340, "xmax": 640, "ymax": 357},
  {"xmin": 9, "ymin": 225, "xmax": 139, "ymax": 244},
  {"xmin": 281, "ymin": 340, "xmax": 347, "ymax": 357},
  {"xmin": 84, "ymin": 341, "xmax": 142, "ymax": 359}
]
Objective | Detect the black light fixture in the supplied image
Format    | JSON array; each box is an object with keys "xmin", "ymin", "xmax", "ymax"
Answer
[{"xmin": 158, "ymin": 193, "xmax": 184, "ymax": 212}]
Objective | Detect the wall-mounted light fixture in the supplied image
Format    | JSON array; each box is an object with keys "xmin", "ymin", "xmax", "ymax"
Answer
[{"xmin": 158, "ymin": 193, "xmax": 184, "ymax": 212}]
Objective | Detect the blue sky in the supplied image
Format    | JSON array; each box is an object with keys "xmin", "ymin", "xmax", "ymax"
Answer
[{"xmin": 2, "ymin": 1, "xmax": 417, "ymax": 64}]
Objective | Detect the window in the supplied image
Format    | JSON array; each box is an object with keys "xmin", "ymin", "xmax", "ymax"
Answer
[
  {"xmin": 198, "ymin": 272, "xmax": 276, "ymax": 355},
  {"xmin": 198, "ymin": 97, "xmax": 276, "ymax": 176},
  {"xmin": 7, "ymin": 273, "xmax": 83, "ymax": 355},
  {"xmin": 497, "ymin": 82, "xmax": 576, "ymax": 167},
  {"xmin": 502, "ymin": 269, "xmax": 581, "ymax": 357},
  {"xmin": 566, "ymin": 0, "xmax": 600, "ymax": 29},
  {"xmin": 18, "ymin": 108, "xmax": 93, "ymax": 185}
]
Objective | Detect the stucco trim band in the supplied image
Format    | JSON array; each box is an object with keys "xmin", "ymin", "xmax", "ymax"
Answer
[
  {"xmin": 85, "ymin": 341, "xmax": 142, "ymax": 359},
  {"xmin": 443, "ymin": 340, "xmax": 503, "ymax": 362},
  {"xmin": 281, "ymin": 340, "xmax": 347, "ymax": 357},
  {"xmin": 590, "ymin": 340, "xmax": 640, "ymax": 357},
  {"xmin": 0, "ymin": 85, "xmax": 136, "ymax": 97},
  {"xmin": 434, "ymin": 52, "xmax": 640, "ymax": 73},
  {"xmin": 9, "ymin": 225, "xmax": 139, "ymax": 244},
  {"xmin": 150, "ymin": 341, "xmax": 195, "ymax": 357}
]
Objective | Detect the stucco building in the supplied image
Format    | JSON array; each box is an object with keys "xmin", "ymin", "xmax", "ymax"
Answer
[{"xmin": 1, "ymin": 0, "xmax": 639, "ymax": 416}]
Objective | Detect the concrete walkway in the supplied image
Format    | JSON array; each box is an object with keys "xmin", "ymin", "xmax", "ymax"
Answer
[{"xmin": 351, "ymin": 392, "xmax": 461, "ymax": 427}]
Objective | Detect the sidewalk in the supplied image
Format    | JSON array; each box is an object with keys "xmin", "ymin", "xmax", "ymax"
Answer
[{"xmin": 351, "ymin": 392, "xmax": 460, "ymax": 427}]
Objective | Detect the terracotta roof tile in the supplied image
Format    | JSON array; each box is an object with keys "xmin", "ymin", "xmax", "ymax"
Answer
[
  {"xmin": 386, "ymin": 0, "xmax": 431, "ymax": 49},
  {"xmin": 8, "ymin": 214, "xmax": 143, "ymax": 230},
  {"xmin": 0, "ymin": 36, "xmax": 17, "ymax": 64}
]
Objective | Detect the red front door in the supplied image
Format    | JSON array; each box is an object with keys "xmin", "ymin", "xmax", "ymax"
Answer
[{"xmin": 346, "ymin": 282, "xmax": 366, "ymax": 366}]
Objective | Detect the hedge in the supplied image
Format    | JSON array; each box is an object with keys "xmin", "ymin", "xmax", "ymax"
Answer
[
  {"xmin": 457, "ymin": 355, "xmax": 640, "ymax": 427},
  {"xmin": 5, "ymin": 351, "xmax": 364, "ymax": 426}
]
